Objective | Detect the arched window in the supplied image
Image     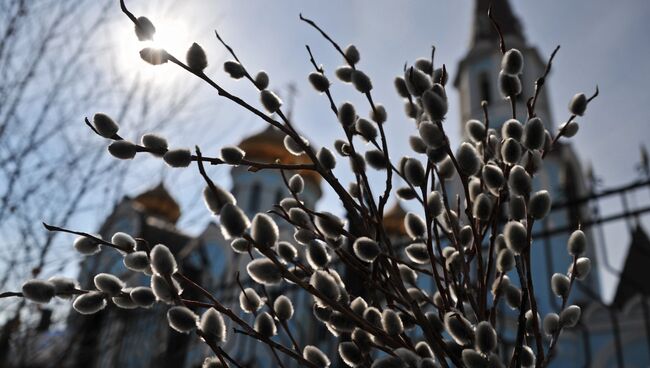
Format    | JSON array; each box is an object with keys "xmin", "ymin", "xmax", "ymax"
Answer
[
  {"xmin": 479, "ymin": 72, "xmax": 491, "ymax": 104},
  {"xmin": 248, "ymin": 182, "xmax": 261, "ymax": 212}
]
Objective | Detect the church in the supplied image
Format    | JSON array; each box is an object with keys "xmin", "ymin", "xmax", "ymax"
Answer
[{"xmin": 51, "ymin": 1, "xmax": 650, "ymax": 367}]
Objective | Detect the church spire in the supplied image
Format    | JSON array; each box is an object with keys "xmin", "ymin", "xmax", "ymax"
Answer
[{"xmin": 471, "ymin": 0, "xmax": 525, "ymax": 46}]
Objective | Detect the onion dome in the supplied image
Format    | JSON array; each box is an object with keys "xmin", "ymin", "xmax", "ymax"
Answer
[
  {"xmin": 133, "ymin": 183, "xmax": 181, "ymax": 224},
  {"xmin": 383, "ymin": 202, "xmax": 407, "ymax": 236}
]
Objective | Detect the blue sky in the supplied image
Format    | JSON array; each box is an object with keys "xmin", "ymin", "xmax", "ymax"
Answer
[{"xmin": 86, "ymin": 0, "xmax": 650, "ymax": 301}]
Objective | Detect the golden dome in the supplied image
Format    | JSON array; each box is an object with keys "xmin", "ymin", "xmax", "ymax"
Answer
[
  {"xmin": 238, "ymin": 126, "xmax": 321, "ymax": 185},
  {"xmin": 133, "ymin": 183, "xmax": 181, "ymax": 224},
  {"xmin": 383, "ymin": 201, "xmax": 407, "ymax": 236}
]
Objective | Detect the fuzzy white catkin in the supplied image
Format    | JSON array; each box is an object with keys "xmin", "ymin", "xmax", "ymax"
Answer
[
  {"xmin": 48, "ymin": 277, "xmax": 77, "ymax": 297},
  {"xmin": 394, "ymin": 76, "xmax": 410, "ymax": 98},
  {"xmin": 186, "ymin": 43, "xmax": 207, "ymax": 72},
  {"xmin": 130, "ymin": 287, "xmax": 156, "ymax": 308},
  {"xmin": 22, "ymin": 280, "xmax": 55, "ymax": 304},
  {"xmin": 223, "ymin": 60, "xmax": 246, "ymax": 79},
  {"xmin": 355, "ymin": 118, "xmax": 377, "ymax": 142},
  {"xmin": 469, "ymin": 178, "xmax": 482, "ymax": 201},
  {"xmin": 344, "ymin": 44, "xmax": 360, "ymax": 65},
  {"xmin": 220, "ymin": 145, "xmax": 245, "ymax": 164},
  {"xmin": 353, "ymin": 237, "xmax": 380, "ymax": 262},
  {"xmin": 519, "ymin": 346, "xmax": 535, "ymax": 368},
  {"xmin": 365, "ymin": 150, "xmax": 387, "ymax": 170},
  {"xmin": 276, "ymin": 241, "xmax": 297, "ymax": 263},
  {"xmin": 551, "ymin": 273, "xmax": 570, "ymax": 298},
  {"xmin": 457, "ymin": 142, "xmax": 481, "ymax": 176},
  {"xmin": 219, "ymin": 203, "xmax": 250, "ymax": 238},
  {"xmin": 111, "ymin": 232, "xmax": 136, "ymax": 251},
  {"xmin": 509, "ymin": 195, "xmax": 527, "ymax": 220},
  {"xmin": 569, "ymin": 93, "xmax": 588, "ymax": 116},
  {"xmin": 260, "ymin": 90, "xmax": 282, "ymax": 113},
  {"xmin": 475, "ymin": 321, "xmax": 497, "ymax": 353},
  {"xmin": 504, "ymin": 221, "xmax": 528, "ymax": 254},
  {"xmin": 370, "ymin": 104, "xmax": 387, "ymax": 124},
  {"xmin": 409, "ymin": 136, "xmax": 428, "ymax": 154},
  {"xmin": 501, "ymin": 138, "xmax": 522, "ymax": 165},
  {"xmin": 307, "ymin": 241, "xmax": 330, "ymax": 269},
  {"xmin": 251, "ymin": 213, "xmax": 279, "ymax": 248},
  {"xmin": 163, "ymin": 149, "xmax": 192, "ymax": 168},
  {"xmin": 247, "ymin": 258, "xmax": 282, "ymax": 286},
  {"xmin": 573, "ymin": 257, "xmax": 591, "ymax": 280},
  {"xmin": 167, "ymin": 306, "xmax": 198, "ymax": 333},
  {"xmin": 289, "ymin": 174, "xmax": 304, "ymax": 194},
  {"xmin": 123, "ymin": 251, "xmax": 150, "ymax": 272},
  {"xmin": 501, "ymin": 48, "xmax": 524, "ymax": 75},
  {"xmin": 230, "ymin": 238, "xmax": 250, "ymax": 253},
  {"xmin": 381, "ymin": 309, "xmax": 404, "ymax": 336},
  {"xmin": 427, "ymin": 191, "xmax": 444, "ymax": 217},
  {"xmin": 335, "ymin": 66, "xmax": 353, "ymax": 82},
  {"xmin": 559, "ymin": 305, "xmax": 581, "ymax": 327},
  {"xmin": 288, "ymin": 207, "xmax": 311, "ymax": 228},
  {"xmin": 522, "ymin": 117, "xmax": 546, "ymax": 151},
  {"xmin": 108, "ymin": 141, "xmax": 137, "ymax": 160},
  {"xmin": 497, "ymin": 248, "xmax": 516, "ymax": 272},
  {"xmin": 337, "ymin": 102, "xmax": 357, "ymax": 127},
  {"xmin": 202, "ymin": 357, "xmax": 224, "ymax": 368},
  {"xmin": 134, "ymin": 16, "xmax": 155, "ymax": 41},
  {"xmin": 405, "ymin": 243, "xmax": 429, "ymax": 264},
  {"xmin": 338, "ymin": 342, "xmax": 363, "ymax": 366},
  {"xmin": 351, "ymin": 70, "xmax": 372, "ymax": 93},
  {"xmin": 499, "ymin": 71, "xmax": 522, "ymax": 97},
  {"xmin": 200, "ymin": 308, "xmax": 226, "ymax": 343},
  {"xmin": 140, "ymin": 133, "xmax": 167, "ymax": 155},
  {"xmin": 303, "ymin": 345, "xmax": 331, "ymax": 368},
  {"xmin": 315, "ymin": 212, "xmax": 344, "ymax": 238},
  {"xmin": 444, "ymin": 312, "xmax": 474, "ymax": 345},
  {"xmin": 73, "ymin": 291, "xmax": 106, "ymax": 315},
  {"xmin": 139, "ymin": 48, "xmax": 168, "ymax": 65},
  {"xmin": 394, "ymin": 348, "xmax": 420, "ymax": 366},
  {"xmin": 473, "ymin": 193, "xmax": 493, "ymax": 221},
  {"xmin": 568, "ymin": 229, "xmax": 586, "ymax": 256},
  {"xmin": 310, "ymin": 270, "xmax": 340, "ymax": 303},
  {"xmin": 284, "ymin": 135, "xmax": 307, "ymax": 155},
  {"xmin": 462, "ymin": 349, "xmax": 488, "ymax": 367},
  {"xmin": 255, "ymin": 312, "xmax": 277, "ymax": 337},
  {"xmin": 483, "ymin": 164, "xmax": 505, "ymax": 194},
  {"xmin": 273, "ymin": 295, "xmax": 294, "ymax": 321},
  {"xmin": 465, "ymin": 119, "xmax": 486, "ymax": 142},
  {"xmin": 404, "ymin": 212, "xmax": 426, "ymax": 239},
  {"xmin": 508, "ymin": 165, "xmax": 532, "ymax": 196},
  {"xmin": 74, "ymin": 236, "xmax": 101, "ymax": 255},
  {"xmin": 418, "ymin": 121, "xmax": 445, "ymax": 148},
  {"xmin": 150, "ymin": 244, "xmax": 177, "ymax": 276},
  {"xmin": 543, "ymin": 313, "xmax": 560, "ymax": 336},
  {"xmin": 505, "ymin": 284, "xmax": 522, "ymax": 309},
  {"xmin": 151, "ymin": 274, "xmax": 177, "ymax": 303},
  {"xmin": 112, "ymin": 291, "xmax": 137, "ymax": 309},
  {"xmin": 422, "ymin": 89, "xmax": 448, "ymax": 121},
  {"xmin": 203, "ymin": 185, "xmax": 236, "ymax": 215},
  {"xmin": 528, "ymin": 190, "xmax": 551, "ymax": 219},
  {"xmin": 317, "ymin": 147, "xmax": 337, "ymax": 170},
  {"xmin": 93, "ymin": 273, "xmax": 124, "ymax": 296},
  {"xmin": 93, "ymin": 113, "xmax": 119, "ymax": 138},
  {"xmin": 403, "ymin": 158, "xmax": 425, "ymax": 185},
  {"xmin": 308, "ymin": 72, "xmax": 330, "ymax": 92},
  {"xmin": 404, "ymin": 67, "xmax": 431, "ymax": 96},
  {"xmin": 239, "ymin": 287, "xmax": 265, "ymax": 313},
  {"xmin": 415, "ymin": 57, "xmax": 433, "ymax": 74},
  {"xmin": 502, "ymin": 119, "xmax": 523, "ymax": 141},
  {"xmin": 254, "ymin": 71, "xmax": 269, "ymax": 90}
]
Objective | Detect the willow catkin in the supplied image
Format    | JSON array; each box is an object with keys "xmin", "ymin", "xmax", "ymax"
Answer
[
  {"xmin": 394, "ymin": 348, "xmax": 420, "ymax": 367},
  {"xmin": 404, "ymin": 158, "xmax": 425, "ymax": 185},
  {"xmin": 521, "ymin": 346, "xmax": 536, "ymax": 368},
  {"xmin": 404, "ymin": 66, "xmax": 431, "ymax": 96},
  {"xmin": 317, "ymin": 147, "xmax": 337, "ymax": 170},
  {"xmin": 501, "ymin": 119, "xmax": 523, "ymax": 140},
  {"xmin": 508, "ymin": 165, "xmax": 532, "ymax": 196},
  {"xmin": 335, "ymin": 66, "xmax": 353, "ymax": 82},
  {"xmin": 309, "ymin": 72, "xmax": 330, "ymax": 92},
  {"xmin": 353, "ymin": 237, "xmax": 380, "ymax": 262},
  {"xmin": 475, "ymin": 321, "xmax": 497, "ymax": 353},
  {"xmin": 163, "ymin": 149, "xmax": 192, "ymax": 167},
  {"xmin": 260, "ymin": 90, "xmax": 282, "ymax": 113},
  {"xmin": 130, "ymin": 287, "xmax": 156, "ymax": 308},
  {"xmin": 150, "ymin": 274, "xmax": 177, "ymax": 303},
  {"xmin": 203, "ymin": 184, "xmax": 236, "ymax": 215},
  {"xmin": 47, "ymin": 277, "xmax": 77, "ymax": 297},
  {"xmin": 473, "ymin": 193, "xmax": 493, "ymax": 221},
  {"xmin": 543, "ymin": 313, "xmax": 560, "ymax": 336},
  {"xmin": 355, "ymin": 118, "xmax": 377, "ymax": 142},
  {"xmin": 496, "ymin": 248, "xmax": 515, "ymax": 272},
  {"xmin": 310, "ymin": 270, "xmax": 340, "ymax": 303},
  {"xmin": 509, "ymin": 195, "xmax": 527, "ymax": 220},
  {"xmin": 528, "ymin": 190, "xmax": 551, "ymax": 219},
  {"xmin": 409, "ymin": 135, "xmax": 428, "ymax": 154},
  {"xmin": 422, "ymin": 88, "xmax": 448, "ymax": 121},
  {"xmin": 426, "ymin": 191, "xmax": 444, "ymax": 217},
  {"xmin": 186, "ymin": 43, "xmax": 207, "ymax": 72},
  {"xmin": 351, "ymin": 70, "xmax": 372, "ymax": 93},
  {"xmin": 365, "ymin": 150, "xmax": 387, "ymax": 170},
  {"xmin": 404, "ymin": 212, "xmax": 426, "ymax": 239},
  {"xmin": 303, "ymin": 345, "xmax": 331, "ymax": 368},
  {"xmin": 93, "ymin": 273, "xmax": 124, "ymax": 296},
  {"xmin": 203, "ymin": 357, "xmax": 224, "ymax": 368},
  {"xmin": 288, "ymin": 174, "xmax": 304, "ymax": 194},
  {"xmin": 220, "ymin": 146, "xmax": 245, "ymax": 164},
  {"xmin": 573, "ymin": 257, "xmax": 591, "ymax": 280},
  {"xmin": 22, "ymin": 280, "xmax": 55, "ymax": 304},
  {"xmin": 338, "ymin": 102, "xmax": 357, "ymax": 127},
  {"xmin": 167, "ymin": 306, "xmax": 198, "ymax": 333},
  {"xmin": 251, "ymin": 213, "xmax": 279, "ymax": 247},
  {"xmin": 277, "ymin": 241, "xmax": 298, "ymax": 262},
  {"xmin": 239, "ymin": 287, "xmax": 265, "ymax": 313},
  {"xmin": 74, "ymin": 236, "xmax": 101, "ymax": 255},
  {"xmin": 150, "ymin": 244, "xmax": 177, "ymax": 276},
  {"xmin": 405, "ymin": 243, "xmax": 429, "ymax": 264},
  {"xmin": 219, "ymin": 203, "xmax": 250, "ymax": 238},
  {"xmin": 559, "ymin": 305, "xmax": 581, "ymax": 327},
  {"xmin": 108, "ymin": 141, "xmax": 137, "ymax": 160},
  {"xmin": 418, "ymin": 121, "xmax": 445, "ymax": 148},
  {"xmin": 567, "ymin": 229, "xmax": 586, "ymax": 256},
  {"xmin": 415, "ymin": 57, "xmax": 433, "ymax": 74},
  {"xmin": 93, "ymin": 113, "xmax": 119, "ymax": 138},
  {"xmin": 444, "ymin": 312, "xmax": 474, "ymax": 345},
  {"xmin": 139, "ymin": 48, "xmax": 168, "ymax": 65},
  {"xmin": 255, "ymin": 312, "xmax": 277, "ymax": 337},
  {"xmin": 462, "ymin": 349, "xmax": 488, "ymax": 367},
  {"xmin": 501, "ymin": 138, "xmax": 522, "ymax": 165},
  {"xmin": 200, "ymin": 308, "xmax": 226, "ymax": 343},
  {"xmin": 501, "ymin": 48, "xmax": 524, "ymax": 75},
  {"xmin": 247, "ymin": 258, "xmax": 282, "ymax": 286},
  {"xmin": 504, "ymin": 221, "xmax": 528, "ymax": 254},
  {"xmin": 223, "ymin": 60, "xmax": 246, "ymax": 79},
  {"xmin": 230, "ymin": 238, "xmax": 250, "ymax": 254},
  {"xmin": 457, "ymin": 142, "xmax": 481, "ymax": 176},
  {"xmin": 370, "ymin": 104, "xmax": 387, "ymax": 124},
  {"xmin": 134, "ymin": 16, "xmax": 155, "ymax": 41},
  {"xmin": 522, "ymin": 117, "xmax": 546, "ymax": 150},
  {"xmin": 73, "ymin": 291, "xmax": 106, "ymax": 315},
  {"xmin": 505, "ymin": 284, "xmax": 522, "ymax": 309},
  {"xmin": 254, "ymin": 70, "xmax": 269, "ymax": 89},
  {"xmin": 551, "ymin": 273, "xmax": 570, "ymax": 298},
  {"xmin": 498, "ymin": 71, "xmax": 522, "ymax": 97},
  {"xmin": 569, "ymin": 93, "xmax": 588, "ymax": 116},
  {"xmin": 314, "ymin": 212, "xmax": 344, "ymax": 238},
  {"xmin": 307, "ymin": 240, "xmax": 331, "ymax": 269},
  {"xmin": 338, "ymin": 342, "xmax": 363, "ymax": 367},
  {"xmin": 465, "ymin": 119, "xmax": 486, "ymax": 142},
  {"xmin": 394, "ymin": 76, "xmax": 410, "ymax": 98},
  {"xmin": 381, "ymin": 309, "xmax": 404, "ymax": 336},
  {"xmin": 112, "ymin": 291, "xmax": 137, "ymax": 309},
  {"xmin": 483, "ymin": 164, "xmax": 505, "ymax": 194},
  {"xmin": 274, "ymin": 295, "xmax": 294, "ymax": 321}
]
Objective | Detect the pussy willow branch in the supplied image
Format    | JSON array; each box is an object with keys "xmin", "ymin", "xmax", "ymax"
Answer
[{"xmin": 527, "ymin": 45, "xmax": 560, "ymax": 118}]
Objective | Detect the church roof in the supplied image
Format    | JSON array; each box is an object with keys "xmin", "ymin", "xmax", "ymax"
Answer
[
  {"xmin": 612, "ymin": 224, "xmax": 650, "ymax": 308},
  {"xmin": 383, "ymin": 201, "xmax": 408, "ymax": 236},
  {"xmin": 471, "ymin": 0, "xmax": 525, "ymax": 46},
  {"xmin": 133, "ymin": 183, "xmax": 181, "ymax": 224},
  {"xmin": 238, "ymin": 125, "xmax": 321, "ymax": 185}
]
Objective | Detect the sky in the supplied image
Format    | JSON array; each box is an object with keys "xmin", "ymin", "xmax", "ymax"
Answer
[{"xmin": 35, "ymin": 0, "xmax": 650, "ymax": 302}]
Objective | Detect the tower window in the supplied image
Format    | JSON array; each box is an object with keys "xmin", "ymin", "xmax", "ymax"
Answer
[
  {"xmin": 249, "ymin": 182, "xmax": 261, "ymax": 212},
  {"xmin": 479, "ymin": 72, "xmax": 491, "ymax": 104}
]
